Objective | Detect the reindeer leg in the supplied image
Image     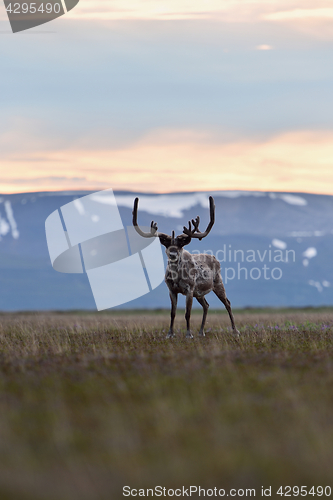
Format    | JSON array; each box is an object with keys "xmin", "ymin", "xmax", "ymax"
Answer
[
  {"xmin": 196, "ymin": 297, "xmax": 209, "ymax": 336},
  {"xmin": 185, "ymin": 292, "xmax": 194, "ymax": 338},
  {"xmin": 167, "ymin": 292, "xmax": 177, "ymax": 338},
  {"xmin": 213, "ymin": 278, "xmax": 240, "ymax": 335}
]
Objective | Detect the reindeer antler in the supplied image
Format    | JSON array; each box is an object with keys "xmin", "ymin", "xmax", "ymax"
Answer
[
  {"xmin": 132, "ymin": 197, "xmax": 159, "ymax": 238},
  {"xmin": 182, "ymin": 196, "xmax": 215, "ymax": 241}
]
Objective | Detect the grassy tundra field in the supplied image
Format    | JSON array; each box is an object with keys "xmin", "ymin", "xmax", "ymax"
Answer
[{"xmin": 0, "ymin": 309, "xmax": 333, "ymax": 500}]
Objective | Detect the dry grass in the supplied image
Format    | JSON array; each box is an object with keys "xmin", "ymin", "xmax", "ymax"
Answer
[{"xmin": 0, "ymin": 309, "xmax": 333, "ymax": 499}]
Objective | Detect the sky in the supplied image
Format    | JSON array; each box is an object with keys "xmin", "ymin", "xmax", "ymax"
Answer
[{"xmin": 0, "ymin": 0, "xmax": 333, "ymax": 194}]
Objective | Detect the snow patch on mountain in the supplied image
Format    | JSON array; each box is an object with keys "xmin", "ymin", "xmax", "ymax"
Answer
[
  {"xmin": 278, "ymin": 194, "xmax": 307, "ymax": 206},
  {"xmin": 272, "ymin": 239, "xmax": 287, "ymax": 250},
  {"xmin": 4, "ymin": 201, "xmax": 19, "ymax": 239},
  {"xmin": 108, "ymin": 191, "xmax": 309, "ymax": 218},
  {"xmin": 114, "ymin": 193, "xmax": 211, "ymax": 218},
  {"xmin": 0, "ymin": 214, "xmax": 10, "ymax": 237},
  {"xmin": 303, "ymin": 247, "xmax": 317, "ymax": 259},
  {"xmin": 309, "ymin": 280, "xmax": 323, "ymax": 293}
]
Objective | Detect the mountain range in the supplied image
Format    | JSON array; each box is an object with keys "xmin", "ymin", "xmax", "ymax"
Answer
[{"xmin": 0, "ymin": 190, "xmax": 332, "ymax": 311}]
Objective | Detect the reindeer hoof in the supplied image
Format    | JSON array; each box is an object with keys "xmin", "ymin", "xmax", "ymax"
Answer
[
  {"xmin": 186, "ymin": 331, "xmax": 194, "ymax": 339},
  {"xmin": 198, "ymin": 330, "xmax": 206, "ymax": 337},
  {"xmin": 166, "ymin": 331, "xmax": 174, "ymax": 339},
  {"xmin": 233, "ymin": 329, "xmax": 240, "ymax": 336}
]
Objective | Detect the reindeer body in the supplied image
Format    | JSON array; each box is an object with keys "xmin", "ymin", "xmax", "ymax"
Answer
[
  {"xmin": 164, "ymin": 249, "xmax": 237, "ymax": 338},
  {"xmin": 165, "ymin": 250, "xmax": 214, "ymax": 297},
  {"xmin": 132, "ymin": 196, "xmax": 239, "ymax": 338}
]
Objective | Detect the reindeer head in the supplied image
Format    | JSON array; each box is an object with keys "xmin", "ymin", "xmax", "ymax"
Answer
[{"xmin": 132, "ymin": 196, "xmax": 215, "ymax": 262}]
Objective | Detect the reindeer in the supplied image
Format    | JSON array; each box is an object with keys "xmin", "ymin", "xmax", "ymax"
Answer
[{"xmin": 132, "ymin": 196, "xmax": 239, "ymax": 338}]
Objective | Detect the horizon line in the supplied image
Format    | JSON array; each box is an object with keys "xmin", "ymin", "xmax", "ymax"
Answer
[{"xmin": 1, "ymin": 188, "xmax": 333, "ymax": 197}]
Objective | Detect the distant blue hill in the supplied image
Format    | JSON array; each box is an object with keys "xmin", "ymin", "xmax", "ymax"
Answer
[{"xmin": 0, "ymin": 190, "xmax": 332, "ymax": 311}]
